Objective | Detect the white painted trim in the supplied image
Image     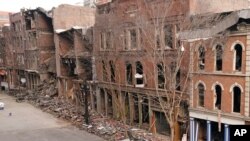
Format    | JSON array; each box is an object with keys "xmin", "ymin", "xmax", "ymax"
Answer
[
  {"xmin": 189, "ymin": 110, "xmax": 245, "ymax": 125},
  {"xmin": 229, "ymin": 82, "xmax": 244, "ymax": 93},
  {"xmin": 211, "ymin": 81, "xmax": 224, "ymax": 91},
  {"xmin": 230, "ymin": 40, "xmax": 245, "ymax": 51},
  {"xmin": 195, "ymin": 80, "xmax": 206, "ymax": 90}
]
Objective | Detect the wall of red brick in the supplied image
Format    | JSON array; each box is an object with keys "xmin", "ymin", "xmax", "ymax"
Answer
[{"xmin": 192, "ymin": 35, "xmax": 247, "ymax": 115}]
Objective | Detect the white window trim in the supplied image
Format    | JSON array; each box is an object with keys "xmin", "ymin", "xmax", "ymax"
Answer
[
  {"xmin": 230, "ymin": 40, "xmax": 245, "ymax": 72},
  {"xmin": 229, "ymin": 82, "xmax": 243, "ymax": 113},
  {"xmin": 211, "ymin": 81, "xmax": 224, "ymax": 110}
]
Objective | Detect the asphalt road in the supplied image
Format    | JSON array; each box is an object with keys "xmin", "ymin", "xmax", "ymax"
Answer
[{"xmin": 0, "ymin": 92, "xmax": 104, "ymax": 141}]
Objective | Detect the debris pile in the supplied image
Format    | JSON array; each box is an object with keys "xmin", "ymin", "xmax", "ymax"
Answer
[{"xmin": 8, "ymin": 79, "xmax": 168, "ymax": 141}]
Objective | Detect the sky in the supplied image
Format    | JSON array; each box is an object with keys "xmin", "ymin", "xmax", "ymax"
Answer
[{"xmin": 0, "ymin": 0, "xmax": 84, "ymax": 12}]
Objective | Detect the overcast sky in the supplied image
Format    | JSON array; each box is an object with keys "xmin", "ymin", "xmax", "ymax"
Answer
[{"xmin": 0, "ymin": 0, "xmax": 83, "ymax": 12}]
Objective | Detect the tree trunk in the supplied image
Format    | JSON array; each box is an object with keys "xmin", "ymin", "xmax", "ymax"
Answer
[{"xmin": 170, "ymin": 126, "xmax": 175, "ymax": 141}]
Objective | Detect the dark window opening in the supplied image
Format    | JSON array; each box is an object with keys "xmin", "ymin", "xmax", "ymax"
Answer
[
  {"xmin": 235, "ymin": 44, "xmax": 242, "ymax": 71},
  {"xmin": 109, "ymin": 60, "xmax": 115, "ymax": 82},
  {"xmin": 176, "ymin": 70, "xmax": 181, "ymax": 90},
  {"xmin": 154, "ymin": 111, "xmax": 170, "ymax": 135},
  {"xmin": 100, "ymin": 88, "xmax": 106, "ymax": 114},
  {"xmin": 164, "ymin": 25, "xmax": 173, "ymax": 48},
  {"xmin": 215, "ymin": 85, "xmax": 222, "ymax": 110},
  {"xmin": 126, "ymin": 62, "xmax": 133, "ymax": 85},
  {"xmin": 233, "ymin": 87, "xmax": 241, "ymax": 113},
  {"xmin": 215, "ymin": 45, "xmax": 223, "ymax": 71},
  {"xmin": 198, "ymin": 46, "xmax": 205, "ymax": 70},
  {"xmin": 107, "ymin": 91, "xmax": 113, "ymax": 116},
  {"xmin": 133, "ymin": 95, "xmax": 139, "ymax": 123},
  {"xmin": 198, "ymin": 83, "xmax": 205, "ymax": 107},
  {"xmin": 135, "ymin": 61, "xmax": 144, "ymax": 86},
  {"xmin": 157, "ymin": 63, "xmax": 165, "ymax": 89},
  {"xmin": 142, "ymin": 98, "xmax": 149, "ymax": 123},
  {"xmin": 124, "ymin": 92, "xmax": 130, "ymax": 123},
  {"xmin": 102, "ymin": 61, "xmax": 108, "ymax": 81},
  {"xmin": 130, "ymin": 29, "xmax": 137, "ymax": 49}
]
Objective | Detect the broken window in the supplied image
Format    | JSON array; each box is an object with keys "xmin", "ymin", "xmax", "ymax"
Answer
[
  {"xmin": 198, "ymin": 83, "xmax": 205, "ymax": 107},
  {"xmin": 135, "ymin": 61, "xmax": 144, "ymax": 87},
  {"xmin": 109, "ymin": 60, "xmax": 115, "ymax": 82},
  {"xmin": 233, "ymin": 86, "xmax": 241, "ymax": 113},
  {"xmin": 157, "ymin": 62, "xmax": 165, "ymax": 89},
  {"xmin": 198, "ymin": 46, "xmax": 205, "ymax": 70},
  {"xmin": 234, "ymin": 44, "xmax": 242, "ymax": 71},
  {"xmin": 102, "ymin": 61, "xmax": 108, "ymax": 81},
  {"xmin": 164, "ymin": 25, "xmax": 173, "ymax": 48},
  {"xmin": 215, "ymin": 45, "xmax": 223, "ymax": 71},
  {"xmin": 130, "ymin": 29, "xmax": 137, "ymax": 49},
  {"xmin": 215, "ymin": 85, "xmax": 222, "ymax": 110},
  {"xmin": 126, "ymin": 62, "xmax": 133, "ymax": 85}
]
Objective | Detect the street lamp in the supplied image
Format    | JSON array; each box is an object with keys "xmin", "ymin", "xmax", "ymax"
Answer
[{"xmin": 80, "ymin": 82, "xmax": 90, "ymax": 125}]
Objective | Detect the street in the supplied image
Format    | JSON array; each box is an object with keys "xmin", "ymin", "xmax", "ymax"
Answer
[{"xmin": 0, "ymin": 92, "xmax": 104, "ymax": 141}]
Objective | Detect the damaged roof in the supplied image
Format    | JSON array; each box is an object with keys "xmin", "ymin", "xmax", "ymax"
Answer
[
  {"xmin": 55, "ymin": 26, "xmax": 88, "ymax": 34},
  {"xmin": 179, "ymin": 9, "xmax": 250, "ymax": 41}
]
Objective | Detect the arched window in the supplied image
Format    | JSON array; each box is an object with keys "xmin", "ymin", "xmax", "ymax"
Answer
[
  {"xmin": 198, "ymin": 83, "xmax": 205, "ymax": 107},
  {"xmin": 215, "ymin": 45, "xmax": 223, "ymax": 71},
  {"xmin": 157, "ymin": 62, "xmax": 165, "ymax": 89},
  {"xmin": 135, "ymin": 61, "xmax": 144, "ymax": 87},
  {"xmin": 215, "ymin": 85, "xmax": 222, "ymax": 109},
  {"xmin": 198, "ymin": 46, "xmax": 205, "ymax": 70},
  {"xmin": 234, "ymin": 44, "xmax": 242, "ymax": 71},
  {"xmin": 233, "ymin": 86, "xmax": 241, "ymax": 113},
  {"xmin": 126, "ymin": 62, "xmax": 133, "ymax": 85}
]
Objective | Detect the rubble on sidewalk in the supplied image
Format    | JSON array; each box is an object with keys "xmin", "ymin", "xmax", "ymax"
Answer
[{"xmin": 7, "ymin": 78, "xmax": 169, "ymax": 141}]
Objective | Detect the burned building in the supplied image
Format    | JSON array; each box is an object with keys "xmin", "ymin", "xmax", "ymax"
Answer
[
  {"xmin": 91, "ymin": 0, "xmax": 250, "ymax": 140},
  {"xmin": 6, "ymin": 8, "xmax": 55, "ymax": 90},
  {"xmin": 91, "ymin": 0, "xmax": 190, "ymax": 139},
  {"xmin": 53, "ymin": 4, "xmax": 95, "ymax": 102}
]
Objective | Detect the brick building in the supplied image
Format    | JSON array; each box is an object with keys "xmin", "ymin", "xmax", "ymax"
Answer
[
  {"xmin": 179, "ymin": 9, "xmax": 250, "ymax": 141},
  {"xmin": 91, "ymin": 0, "xmax": 190, "ymax": 139},
  {"xmin": 5, "ymin": 8, "xmax": 55, "ymax": 90},
  {"xmin": 53, "ymin": 4, "xmax": 95, "ymax": 100},
  {"xmin": 91, "ymin": 0, "xmax": 250, "ymax": 140}
]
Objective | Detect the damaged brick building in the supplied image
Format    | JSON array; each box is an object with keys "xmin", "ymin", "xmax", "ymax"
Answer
[
  {"xmin": 91, "ymin": 0, "xmax": 191, "ymax": 139},
  {"xmin": 4, "ymin": 8, "xmax": 55, "ymax": 90},
  {"xmin": 53, "ymin": 4, "xmax": 95, "ymax": 102},
  {"xmin": 91, "ymin": 0, "xmax": 250, "ymax": 140}
]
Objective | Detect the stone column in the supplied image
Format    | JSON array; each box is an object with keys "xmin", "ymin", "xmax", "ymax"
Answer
[{"xmin": 190, "ymin": 118, "xmax": 195, "ymax": 141}]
